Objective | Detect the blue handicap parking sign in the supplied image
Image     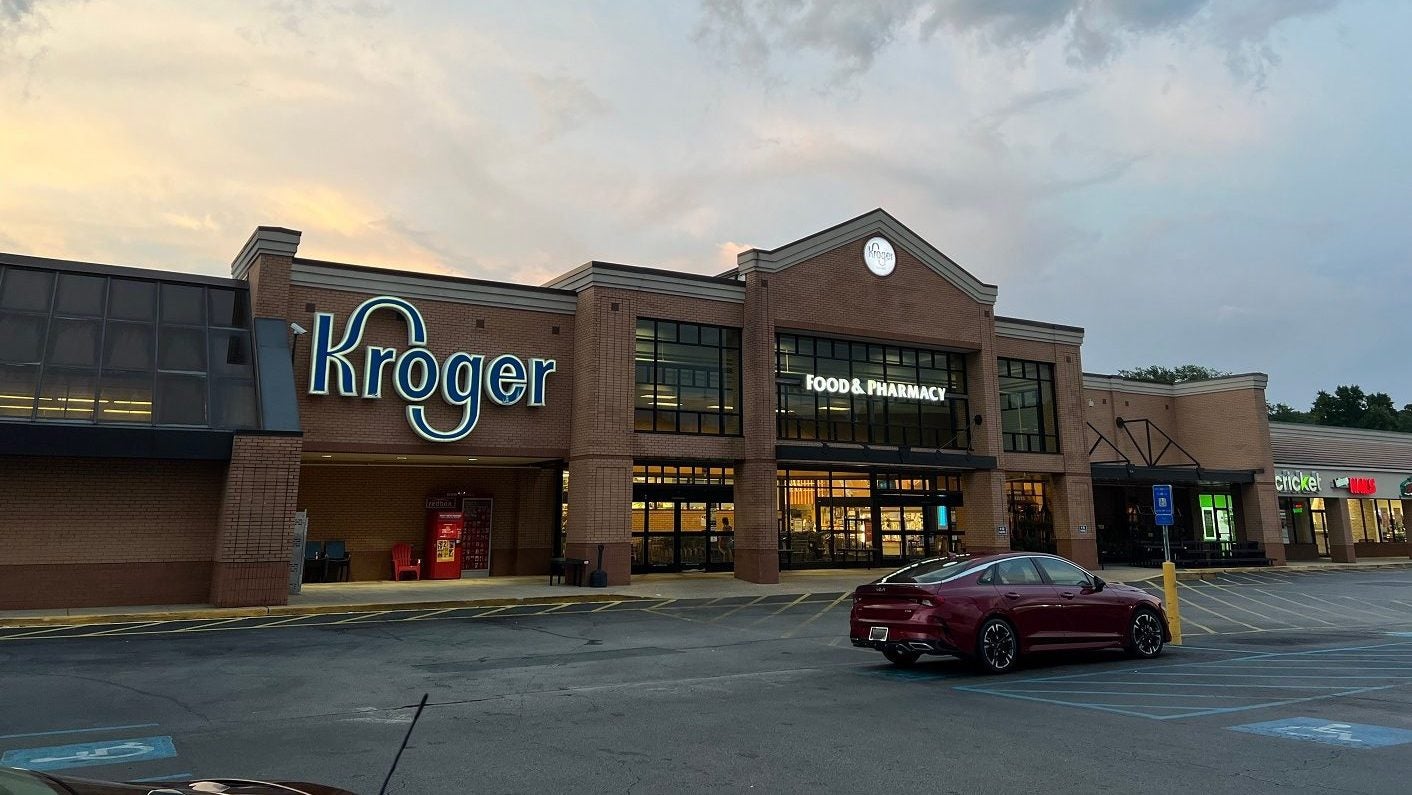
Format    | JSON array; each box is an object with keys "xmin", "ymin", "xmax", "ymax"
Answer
[
  {"xmin": 1152, "ymin": 484, "xmax": 1174, "ymax": 526},
  {"xmin": 1, "ymin": 735, "xmax": 177, "ymax": 772},
  {"xmin": 1229, "ymin": 718, "xmax": 1412, "ymax": 749}
]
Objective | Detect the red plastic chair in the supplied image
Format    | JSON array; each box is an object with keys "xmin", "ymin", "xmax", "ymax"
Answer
[{"xmin": 391, "ymin": 543, "xmax": 421, "ymax": 581}]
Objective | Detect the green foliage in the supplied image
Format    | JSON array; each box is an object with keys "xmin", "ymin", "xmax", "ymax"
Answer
[
  {"xmin": 1116, "ymin": 364, "xmax": 1233, "ymax": 385},
  {"xmin": 1273, "ymin": 383, "xmax": 1412, "ymax": 433}
]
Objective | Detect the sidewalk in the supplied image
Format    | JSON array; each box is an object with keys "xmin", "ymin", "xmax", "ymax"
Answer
[{"xmin": 3, "ymin": 558, "xmax": 1409, "ymax": 628}]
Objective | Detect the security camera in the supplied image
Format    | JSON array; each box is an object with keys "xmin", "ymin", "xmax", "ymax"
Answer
[{"xmin": 290, "ymin": 322, "xmax": 308, "ymax": 336}]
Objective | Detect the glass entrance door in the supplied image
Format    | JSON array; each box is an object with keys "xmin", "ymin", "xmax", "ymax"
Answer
[
  {"xmin": 633, "ymin": 500, "xmax": 734, "ymax": 573},
  {"xmin": 877, "ymin": 505, "xmax": 931, "ymax": 562}
]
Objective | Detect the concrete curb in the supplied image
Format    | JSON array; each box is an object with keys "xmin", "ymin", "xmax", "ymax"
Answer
[
  {"xmin": 1124, "ymin": 561, "xmax": 1412, "ymax": 583},
  {"xmin": 0, "ymin": 592, "xmax": 644, "ymax": 629}
]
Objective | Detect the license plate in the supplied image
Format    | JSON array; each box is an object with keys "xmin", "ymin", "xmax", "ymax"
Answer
[{"xmin": 869, "ymin": 626, "xmax": 888, "ymax": 641}]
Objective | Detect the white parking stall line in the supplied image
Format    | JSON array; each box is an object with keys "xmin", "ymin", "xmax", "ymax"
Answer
[
  {"xmin": 1174, "ymin": 589, "xmax": 1262, "ymax": 632},
  {"xmin": 85, "ymin": 622, "xmax": 167, "ymax": 636},
  {"xmin": 1204, "ymin": 584, "xmax": 1340, "ymax": 626},
  {"xmin": 1182, "ymin": 586, "xmax": 1295, "ymax": 627},
  {"xmin": 1248, "ymin": 587, "xmax": 1351, "ymax": 620},
  {"xmin": 747, "ymin": 594, "xmax": 812, "ymax": 626},
  {"xmin": 780, "ymin": 593, "xmax": 851, "ymax": 638},
  {"xmin": 174, "ymin": 617, "xmax": 252, "ymax": 632},
  {"xmin": 1329, "ymin": 595, "xmax": 1412, "ymax": 621}
]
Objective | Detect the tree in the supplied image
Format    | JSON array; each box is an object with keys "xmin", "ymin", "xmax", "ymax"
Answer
[
  {"xmin": 1117, "ymin": 364, "xmax": 1233, "ymax": 385},
  {"xmin": 1311, "ymin": 385, "xmax": 1370, "ymax": 428},
  {"xmin": 1267, "ymin": 402, "xmax": 1312, "ymax": 423}
]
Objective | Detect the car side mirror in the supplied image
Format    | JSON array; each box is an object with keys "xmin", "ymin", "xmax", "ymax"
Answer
[{"xmin": 1091, "ymin": 577, "xmax": 1106, "ymax": 592}]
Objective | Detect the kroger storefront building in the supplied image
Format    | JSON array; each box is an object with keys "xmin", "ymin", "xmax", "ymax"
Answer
[{"xmin": 10, "ymin": 209, "xmax": 1387, "ymax": 611}]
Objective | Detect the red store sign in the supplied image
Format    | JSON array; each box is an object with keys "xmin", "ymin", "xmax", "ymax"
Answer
[{"xmin": 1333, "ymin": 476, "xmax": 1377, "ymax": 496}]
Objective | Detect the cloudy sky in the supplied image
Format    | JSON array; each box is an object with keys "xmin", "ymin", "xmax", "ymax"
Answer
[{"xmin": 1, "ymin": 0, "xmax": 1407, "ymax": 406}]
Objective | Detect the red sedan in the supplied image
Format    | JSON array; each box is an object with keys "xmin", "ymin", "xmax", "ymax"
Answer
[{"xmin": 850, "ymin": 552, "xmax": 1170, "ymax": 674}]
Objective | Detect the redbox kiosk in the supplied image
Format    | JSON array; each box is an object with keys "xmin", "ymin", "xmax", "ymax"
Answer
[{"xmin": 424, "ymin": 510, "xmax": 464, "ymax": 579}]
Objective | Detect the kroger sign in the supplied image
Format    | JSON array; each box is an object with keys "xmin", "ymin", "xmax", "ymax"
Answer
[{"xmin": 308, "ymin": 296, "xmax": 556, "ymax": 443}]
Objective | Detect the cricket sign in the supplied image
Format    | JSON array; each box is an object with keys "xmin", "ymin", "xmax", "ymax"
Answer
[{"xmin": 308, "ymin": 295, "xmax": 556, "ymax": 442}]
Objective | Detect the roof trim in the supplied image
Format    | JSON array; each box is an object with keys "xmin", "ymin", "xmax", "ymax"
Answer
[
  {"xmin": 544, "ymin": 261, "xmax": 746, "ymax": 303},
  {"xmin": 1270, "ymin": 421, "xmax": 1412, "ymax": 447},
  {"xmin": 995, "ymin": 316, "xmax": 1085, "ymax": 346},
  {"xmin": 735, "ymin": 208, "xmax": 999, "ymax": 305},
  {"xmin": 232, "ymin": 226, "xmax": 302, "ymax": 280},
  {"xmin": 1082, "ymin": 373, "xmax": 1269, "ymax": 396},
  {"xmin": 0, "ymin": 251, "xmax": 244, "ymax": 288},
  {"xmin": 290, "ymin": 260, "xmax": 579, "ymax": 315}
]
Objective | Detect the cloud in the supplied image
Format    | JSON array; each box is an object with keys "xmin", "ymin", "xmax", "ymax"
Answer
[
  {"xmin": 695, "ymin": 0, "xmax": 1345, "ymax": 84},
  {"xmin": 525, "ymin": 73, "xmax": 610, "ymax": 139}
]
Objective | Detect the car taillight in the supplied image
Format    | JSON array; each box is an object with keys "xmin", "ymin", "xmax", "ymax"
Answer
[{"xmin": 914, "ymin": 595, "xmax": 941, "ymax": 606}]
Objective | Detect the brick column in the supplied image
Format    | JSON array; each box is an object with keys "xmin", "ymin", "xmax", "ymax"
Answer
[
  {"xmin": 563, "ymin": 288, "xmax": 634, "ymax": 585},
  {"xmin": 564, "ymin": 456, "xmax": 632, "ymax": 585},
  {"xmin": 1325, "ymin": 497, "xmax": 1356, "ymax": 563},
  {"xmin": 1240, "ymin": 480, "xmax": 1286, "ymax": 565},
  {"xmin": 1405, "ymin": 500, "xmax": 1412, "ymax": 560},
  {"xmin": 1050, "ymin": 473, "xmax": 1098, "ymax": 569},
  {"xmin": 735, "ymin": 273, "xmax": 779, "ymax": 583},
  {"xmin": 962, "ymin": 470, "xmax": 1008, "ymax": 554},
  {"xmin": 210, "ymin": 433, "xmax": 303, "ymax": 607}
]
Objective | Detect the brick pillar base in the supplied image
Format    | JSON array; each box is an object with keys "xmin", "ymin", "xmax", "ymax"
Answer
[
  {"xmin": 961, "ymin": 470, "xmax": 1008, "ymax": 555},
  {"xmin": 734, "ymin": 459, "xmax": 779, "ymax": 584},
  {"xmin": 1326, "ymin": 497, "xmax": 1356, "ymax": 563},
  {"xmin": 1049, "ymin": 473, "xmax": 1098, "ymax": 568},
  {"xmin": 565, "ymin": 541, "xmax": 631, "ymax": 586},
  {"xmin": 210, "ymin": 433, "xmax": 302, "ymax": 607}
]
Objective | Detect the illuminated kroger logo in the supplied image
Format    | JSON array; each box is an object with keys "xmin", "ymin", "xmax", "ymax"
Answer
[{"xmin": 308, "ymin": 296, "xmax": 556, "ymax": 443}]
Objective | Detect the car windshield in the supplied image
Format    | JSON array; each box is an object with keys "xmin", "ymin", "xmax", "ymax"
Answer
[
  {"xmin": 876, "ymin": 557, "xmax": 978, "ymax": 584},
  {"xmin": 0, "ymin": 767, "xmax": 66, "ymax": 795}
]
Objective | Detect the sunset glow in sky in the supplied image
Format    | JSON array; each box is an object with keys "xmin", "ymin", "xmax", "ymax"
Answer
[{"xmin": 1, "ymin": 0, "xmax": 1407, "ymax": 405}]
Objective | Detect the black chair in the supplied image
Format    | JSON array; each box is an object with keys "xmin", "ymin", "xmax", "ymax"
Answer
[
  {"xmin": 302, "ymin": 541, "xmax": 324, "ymax": 583},
  {"xmin": 322, "ymin": 539, "xmax": 351, "ymax": 582}
]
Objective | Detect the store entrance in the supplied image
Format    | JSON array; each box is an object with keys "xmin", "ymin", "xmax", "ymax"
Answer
[{"xmin": 632, "ymin": 499, "xmax": 736, "ymax": 573}]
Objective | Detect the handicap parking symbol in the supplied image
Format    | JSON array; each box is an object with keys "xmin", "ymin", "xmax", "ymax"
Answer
[
  {"xmin": 1, "ymin": 735, "xmax": 177, "ymax": 772},
  {"xmin": 1229, "ymin": 718, "xmax": 1412, "ymax": 749}
]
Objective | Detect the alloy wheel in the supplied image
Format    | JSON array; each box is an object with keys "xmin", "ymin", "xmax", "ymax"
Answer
[
  {"xmin": 1133, "ymin": 611, "xmax": 1163, "ymax": 656},
  {"xmin": 982, "ymin": 620, "xmax": 1016, "ymax": 671}
]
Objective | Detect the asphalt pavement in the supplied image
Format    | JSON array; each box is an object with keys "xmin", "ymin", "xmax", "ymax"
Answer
[{"xmin": 3, "ymin": 569, "xmax": 1412, "ymax": 793}]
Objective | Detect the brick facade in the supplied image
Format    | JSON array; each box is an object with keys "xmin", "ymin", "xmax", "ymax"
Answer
[{"xmin": 3, "ymin": 210, "xmax": 1316, "ymax": 610}]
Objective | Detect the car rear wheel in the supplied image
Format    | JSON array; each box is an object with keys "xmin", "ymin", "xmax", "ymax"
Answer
[
  {"xmin": 976, "ymin": 617, "xmax": 1018, "ymax": 674},
  {"xmin": 883, "ymin": 646, "xmax": 922, "ymax": 667},
  {"xmin": 1126, "ymin": 608, "xmax": 1165, "ymax": 659}
]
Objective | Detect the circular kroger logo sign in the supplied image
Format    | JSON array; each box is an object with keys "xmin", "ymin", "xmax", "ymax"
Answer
[{"xmin": 863, "ymin": 237, "xmax": 895, "ymax": 277}]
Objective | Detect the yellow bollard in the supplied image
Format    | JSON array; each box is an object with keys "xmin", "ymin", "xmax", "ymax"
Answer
[{"xmin": 1162, "ymin": 560, "xmax": 1183, "ymax": 646}]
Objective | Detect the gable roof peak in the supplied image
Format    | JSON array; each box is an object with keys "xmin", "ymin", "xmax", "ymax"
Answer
[{"xmin": 735, "ymin": 208, "xmax": 998, "ymax": 305}]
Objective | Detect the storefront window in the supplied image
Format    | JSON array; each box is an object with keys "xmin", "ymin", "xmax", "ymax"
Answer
[
  {"xmin": 0, "ymin": 265, "xmax": 258, "ymax": 429},
  {"xmin": 1007, "ymin": 477, "xmax": 1054, "ymax": 552},
  {"xmin": 776, "ymin": 469, "xmax": 962, "ymax": 566},
  {"xmin": 634, "ymin": 318, "xmax": 742, "ymax": 436},
  {"xmin": 775, "ymin": 333, "xmax": 969, "ymax": 449},
  {"xmin": 1350, "ymin": 499, "xmax": 1407, "ymax": 543},
  {"xmin": 1198, "ymin": 493, "xmax": 1234, "ymax": 542},
  {"xmin": 632, "ymin": 464, "xmax": 734, "ymax": 485},
  {"xmin": 998, "ymin": 358, "xmax": 1059, "ymax": 453}
]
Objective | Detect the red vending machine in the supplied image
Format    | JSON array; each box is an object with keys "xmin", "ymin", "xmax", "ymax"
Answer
[{"xmin": 424, "ymin": 510, "xmax": 464, "ymax": 579}]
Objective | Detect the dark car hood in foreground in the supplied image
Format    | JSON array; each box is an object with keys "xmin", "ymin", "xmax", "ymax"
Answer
[{"xmin": 17, "ymin": 770, "xmax": 355, "ymax": 795}]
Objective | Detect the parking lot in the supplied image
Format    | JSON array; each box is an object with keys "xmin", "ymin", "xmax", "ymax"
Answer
[{"xmin": 3, "ymin": 567, "xmax": 1412, "ymax": 792}]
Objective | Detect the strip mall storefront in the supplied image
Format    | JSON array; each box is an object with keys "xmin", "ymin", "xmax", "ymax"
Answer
[
  {"xmin": 1271, "ymin": 422, "xmax": 1412, "ymax": 561},
  {"xmin": 1, "ymin": 210, "xmax": 1301, "ymax": 610}
]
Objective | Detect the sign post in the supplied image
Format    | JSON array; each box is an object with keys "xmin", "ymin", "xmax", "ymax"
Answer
[{"xmin": 1152, "ymin": 484, "xmax": 1181, "ymax": 645}]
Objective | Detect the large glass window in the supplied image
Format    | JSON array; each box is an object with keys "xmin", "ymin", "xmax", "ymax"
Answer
[
  {"xmin": 1007, "ymin": 477, "xmax": 1054, "ymax": 553},
  {"xmin": 776, "ymin": 469, "xmax": 963, "ymax": 566},
  {"xmin": 776, "ymin": 333, "xmax": 969, "ymax": 449},
  {"xmin": 0, "ymin": 265, "xmax": 258, "ymax": 429},
  {"xmin": 1199, "ymin": 493, "xmax": 1235, "ymax": 542},
  {"xmin": 634, "ymin": 318, "xmax": 742, "ymax": 435},
  {"xmin": 1350, "ymin": 499, "xmax": 1407, "ymax": 543},
  {"xmin": 998, "ymin": 358, "xmax": 1059, "ymax": 453}
]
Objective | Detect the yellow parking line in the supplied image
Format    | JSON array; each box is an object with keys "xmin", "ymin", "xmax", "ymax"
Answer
[
  {"xmin": 780, "ymin": 593, "xmax": 850, "ymax": 638},
  {"xmin": 710, "ymin": 595, "xmax": 770, "ymax": 623},
  {"xmin": 588, "ymin": 602, "xmax": 622, "ymax": 613},
  {"xmin": 174, "ymin": 617, "xmax": 251, "ymax": 632},
  {"xmin": 747, "ymin": 594, "xmax": 811, "ymax": 626},
  {"xmin": 328, "ymin": 611, "xmax": 389, "ymax": 624},
  {"xmin": 1, "ymin": 625, "xmax": 90, "ymax": 639},
  {"xmin": 86, "ymin": 621, "xmax": 166, "ymax": 636},
  {"xmin": 254, "ymin": 614, "xmax": 321, "ymax": 628}
]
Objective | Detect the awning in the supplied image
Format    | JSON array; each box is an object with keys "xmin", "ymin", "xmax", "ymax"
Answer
[{"xmin": 1090, "ymin": 464, "xmax": 1257, "ymax": 484}]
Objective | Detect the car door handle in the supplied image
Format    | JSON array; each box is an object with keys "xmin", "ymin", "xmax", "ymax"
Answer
[
  {"xmin": 1004, "ymin": 592, "xmax": 1021, "ymax": 598},
  {"xmin": 1060, "ymin": 592, "xmax": 1076, "ymax": 599}
]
